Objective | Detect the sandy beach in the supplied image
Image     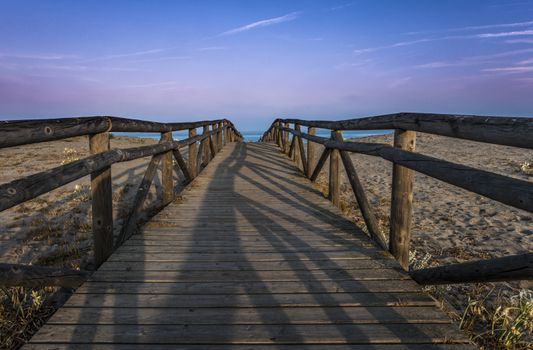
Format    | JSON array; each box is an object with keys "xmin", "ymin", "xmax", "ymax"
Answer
[{"xmin": 0, "ymin": 136, "xmax": 189, "ymax": 270}]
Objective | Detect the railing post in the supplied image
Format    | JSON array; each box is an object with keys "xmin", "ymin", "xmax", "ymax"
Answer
[
  {"xmin": 202, "ymin": 125, "xmax": 210, "ymax": 165},
  {"xmin": 188, "ymin": 128, "xmax": 197, "ymax": 179},
  {"xmin": 283, "ymin": 122, "xmax": 289, "ymax": 153},
  {"xmin": 161, "ymin": 131, "xmax": 174, "ymax": 206},
  {"xmin": 329, "ymin": 130, "xmax": 340, "ymax": 208},
  {"xmin": 89, "ymin": 132, "xmax": 113, "ymax": 268},
  {"xmin": 211, "ymin": 123, "xmax": 218, "ymax": 153},
  {"xmin": 222, "ymin": 121, "xmax": 227, "ymax": 147},
  {"xmin": 389, "ymin": 129, "xmax": 417, "ymax": 270},
  {"xmin": 307, "ymin": 127, "xmax": 316, "ymax": 178},
  {"xmin": 217, "ymin": 122, "xmax": 223, "ymax": 150}
]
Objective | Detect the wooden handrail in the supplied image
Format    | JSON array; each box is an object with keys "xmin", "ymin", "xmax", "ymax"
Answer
[
  {"xmin": 0, "ymin": 116, "xmax": 243, "ymax": 149},
  {"xmin": 275, "ymin": 112, "xmax": 533, "ymax": 149},
  {"xmin": 261, "ymin": 113, "xmax": 532, "ymax": 285},
  {"xmin": 0, "ymin": 118, "xmax": 242, "ymax": 284}
]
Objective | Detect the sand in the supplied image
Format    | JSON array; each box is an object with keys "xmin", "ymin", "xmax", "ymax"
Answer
[{"xmin": 0, "ymin": 135, "xmax": 188, "ymax": 270}]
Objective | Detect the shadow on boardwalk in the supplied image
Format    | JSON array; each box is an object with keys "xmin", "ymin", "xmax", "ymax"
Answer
[{"xmin": 25, "ymin": 142, "xmax": 472, "ymax": 349}]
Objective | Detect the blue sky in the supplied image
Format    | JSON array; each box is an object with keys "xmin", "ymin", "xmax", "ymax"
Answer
[{"xmin": 1, "ymin": 0, "xmax": 533, "ymax": 130}]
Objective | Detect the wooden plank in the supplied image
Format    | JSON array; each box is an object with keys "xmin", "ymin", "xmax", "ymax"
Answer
[
  {"xmin": 389, "ymin": 130, "xmax": 416, "ymax": 270},
  {"xmin": 47, "ymin": 306, "xmax": 451, "ymax": 325},
  {"xmin": 88, "ymin": 268, "xmax": 408, "ymax": 283},
  {"xmin": 29, "ymin": 323, "xmax": 469, "ymax": 344},
  {"xmin": 89, "ymin": 131, "xmax": 114, "ymax": 267},
  {"xmin": 24, "ymin": 344, "xmax": 476, "ymax": 350},
  {"xmin": 98, "ymin": 259, "xmax": 399, "ymax": 271},
  {"xmin": 74, "ymin": 281, "xmax": 427, "ymax": 295}
]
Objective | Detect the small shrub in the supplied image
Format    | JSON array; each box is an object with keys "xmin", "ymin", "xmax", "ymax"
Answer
[
  {"xmin": 60, "ymin": 148, "xmax": 80, "ymax": 165},
  {"xmin": 520, "ymin": 161, "xmax": 533, "ymax": 175}
]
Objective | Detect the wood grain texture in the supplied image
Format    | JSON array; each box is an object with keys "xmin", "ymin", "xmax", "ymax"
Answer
[
  {"xmin": 389, "ymin": 130, "xmax": 416, "ymax": 270},
  {"xmin": 89, "ymin": 132, "xmax": 114, "ymax": 267},
  {"xmin": 25, "ymin": 142, "xmax": 472, "ymax": 349}
]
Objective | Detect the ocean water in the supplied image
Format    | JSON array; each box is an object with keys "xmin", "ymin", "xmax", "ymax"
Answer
[{"xmin": 113, "ymin": 129, "xmax": 392, "ymax": 142}]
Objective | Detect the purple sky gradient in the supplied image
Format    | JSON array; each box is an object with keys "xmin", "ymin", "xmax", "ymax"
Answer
[{"xmin": 1, "ymin": 0, "xmax": 533, "ymax": 130}]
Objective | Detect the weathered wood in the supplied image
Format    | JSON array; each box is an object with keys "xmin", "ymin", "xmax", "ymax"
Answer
[
  {"xmin": 310, "ymin": 147, "xmax": 331, "ymax": 182},
  {"xmin": 280, "ymin": 112, "xmax": 533, "ymax": 149},
  {"xmin": 24, "ymin": 344, "xmax": 475, "ymax": 350},
  {"xmin": 29, "ymin": 323, "xmax": 468, "ymax": 344},
  {"xmin": 333, "ymin": 132, "xmax": 387, "ymax": 251},
  {"xmin": 0, "ymin": 142, "xmax": 175, "ymax": 212},
  {"xmin": 295, "ymin": 124, "xmax": 308, "ymax": 175},
  {"xmin": 115, "ymin": 154, "xmax": 163, "ymax": 248},
  {"xmin": 202, "ymin": 125, "xmax": 210, "ymax": 165},
  {"xmin": 329, "ymin": 131, "xmax": 341, "ymax": 207},
  {"xmin": 110, "ymin": 116, "xmax": 224, "ymax": 133},
  {"xmin": 172, "ymin": 148, "xmax": 192, "ymax": 183},
  {"xmin": 288, "ymin": 135, "xmax": 296, "ymax": 158},
  {"xmin": 188, "ymin": 128, "xmax": 198, "ymax": 178},
  {"xmin": 283, "ymin": 122, "xmax": 290, "ymax": 153},
  {"xmin": 208, "ymin": 135, "xmax": 216, "ymax": 158},
  {"xmin": 217, "ymin": 122, "xmax": 223, "ymax": 150},
  {"xmin": 307, "ymin": 126, "xmax": 316, "ymax": 178},
  {"xmin": 411, "ymin": 253, "xmax": 533, "ymax": 285},
  {"xmin": 0, "ymin": 117, "xmax": 110, "ymax": 149},
  {"xmin": 48, "ymin": 306, "xmax": 450, "ymax": 325},
  {"xmin": 89, "ymin": 132, "xmax": 114, "ymax": 267},
  {"xmin": 160, "ymin": 131, "xmax": 174, "ymax": 206},
  {"xmin": 278, "ymin": 127, "xmax": 533, "ymax": 213},
  {"xmin": 389, "ymin": 130, "xmax": 416, "ymax": 270},
  {"xmin": 196, "ymin": 137, "xmax": 205, "ymax": 175},
  {"xmin": 0, "ymin": 263, "xmax": 89, "ymax": 288}
]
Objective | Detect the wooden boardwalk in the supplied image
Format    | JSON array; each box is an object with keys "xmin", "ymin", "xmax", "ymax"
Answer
[{"xmin": 25, "ymin": 142, "xmax": 474, "ymax": 349}]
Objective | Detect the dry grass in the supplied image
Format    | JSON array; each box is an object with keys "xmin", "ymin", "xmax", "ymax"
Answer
[{"xmin": 0, "ymin": 287, "xmax": 55, "ymax": 350}]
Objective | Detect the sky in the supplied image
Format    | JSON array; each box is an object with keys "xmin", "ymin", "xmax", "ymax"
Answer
[{"xmin": 1, "ymin": 0, "xmax": 533, "ymax": 130}]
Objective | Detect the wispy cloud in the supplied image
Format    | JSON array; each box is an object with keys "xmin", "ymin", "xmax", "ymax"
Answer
[
  {"xmin": 0, "ymin": 52, "xmax": 76, "ymax": 60},
  {"xmin": 405, "ymin": 20, "xmax": 533, "ymax": 35},
  {"xmin": 82, "ymin": 49, "xmax": 165, "ymax": 62},
  {"xmin": 122, "ymin": 81, "xmax": 178, "ymax": 88},
  {"xmin": 507, "ymin": 38, "xmax": 533, "ymax": 44},
  {"xmin": 197, "ymin": 46, "xmax": 227, "ymax": 51},
  {"xmin": 414, "ymin": 48, "xmax": 533, "ymax": 69},
  {"xmin": 125, "ymin": 56, "xmax": 191, "ymax": 63},
  {"xmin": 475, "ymin": 29, "xmax": 533, "ymax": 38},
  {"xmin": 354, "ymin": 30, "xmax": 533, "ymax": 55},
  {"xmin": 219, "ymin": 12, "xmax": 301, "ymax": 36},
  {"xmin": 328, "ymin": 3, "xmax": 354, "ymax": 11},
  {"xmin": 353, "ymin": 39, "xmax": 433, "ymax": 54},
  {"xmin": 483, "ymin": 66, "xmax": 533, "ymax": 73},
  {"xmin": 388, "ymin": 76, "xmax": 412, "ymax": 89}
]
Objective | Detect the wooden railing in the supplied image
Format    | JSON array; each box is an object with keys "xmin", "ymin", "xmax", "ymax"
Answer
[
  {"xmin": 0, "ymin": 116, "xmax": 242, "ymax": 287},
  {"xmin": 261, "ymin": 112, "xmax": 532, "ymax": 285}
]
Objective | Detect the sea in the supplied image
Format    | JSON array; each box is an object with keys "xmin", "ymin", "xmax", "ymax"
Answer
[{"xmin": 112, "ymin": 129, "xmax": 392, "ymax": 142}]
